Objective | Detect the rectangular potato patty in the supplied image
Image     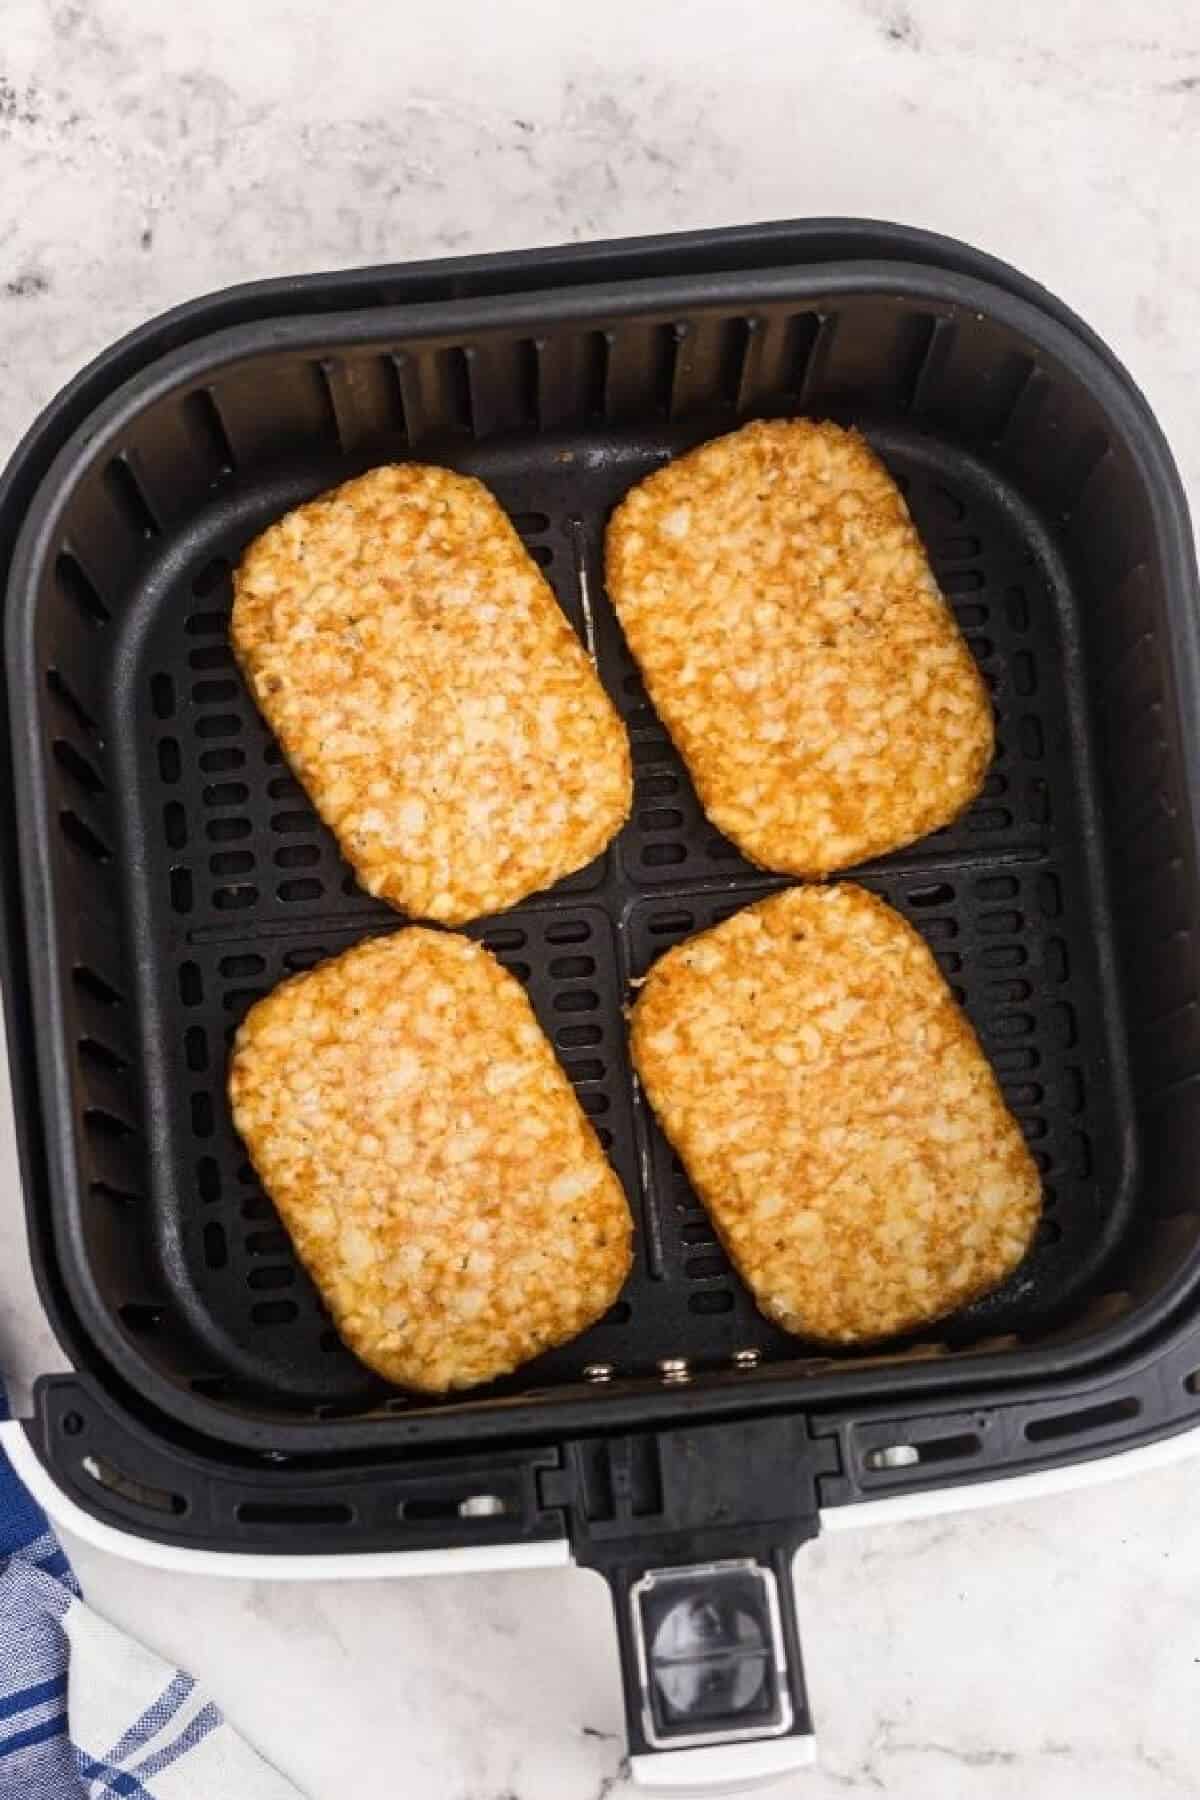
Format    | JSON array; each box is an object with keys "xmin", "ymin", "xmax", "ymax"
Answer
[
  {"xmin": 229, "ymin": 929, "xmax": 632, "ymax": 1391},
  {"xmin": 232, "ymin": 464, "xmax": 631, "ymax": 924},
  {"xmin": 630, "ymin": 885, "xmax": 1040, "ymax": 1342},
  {"xmin": 606, "ymin": 419, "xmax": 993, "ymax": 875}
]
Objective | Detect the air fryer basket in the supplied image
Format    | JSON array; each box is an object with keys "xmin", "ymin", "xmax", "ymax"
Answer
[
  {"xmin": 6, "ymin": 227, "xmax": 1200, "ymax": 1779},
  {"xmin": 10, "ymin": 259, "xmax": 1200, "ymax": 1455}
]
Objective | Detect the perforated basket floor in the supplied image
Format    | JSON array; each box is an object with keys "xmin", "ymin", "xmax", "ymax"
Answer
[{"xmin": 89, "ymin": 417, "xmax": 1132, "ymax": 1417}]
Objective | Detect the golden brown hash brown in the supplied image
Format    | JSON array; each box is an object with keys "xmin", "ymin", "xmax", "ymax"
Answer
[
  {"xmin": 232, "ymin": 464, "xmax": 631, "ymax": 925},
  {"xmin": 606, "ymin": 419, "xmax": 993, "ymax": 875},
  {"xmin": 630, "ymin": 885, "xmax": 1040, "ymax": 1343},
  {"xmin": 229, "ymin": 929, "xmax": 633, "ymax": 1391}
]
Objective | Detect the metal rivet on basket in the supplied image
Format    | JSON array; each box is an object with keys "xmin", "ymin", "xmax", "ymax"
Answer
[
  {"xmin": 583, "ymin": 1362, "xmax": 615, "ymax": 1383},
  {"xmin": 658, "ymin": 1357, "xmax": 691, "ymax": 1384},
  {"xmin": 732, "ymin": 1348, "xmax": 761, "ymax": 1370},
  {"xmin": 458, "ymin": 1493, "xmax": 507, "ymax": 1519}
]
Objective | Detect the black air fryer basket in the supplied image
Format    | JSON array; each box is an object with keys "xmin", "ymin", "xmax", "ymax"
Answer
[{"xmin": 4, "ymin": 221, "xmax": 1200, "ymax": 1783}]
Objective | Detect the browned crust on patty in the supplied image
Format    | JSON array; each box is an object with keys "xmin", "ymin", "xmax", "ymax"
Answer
[
  {"xmin": 233, "ymin": 464, "xmax": 631, "ymax": 924},
  {"xmin": 630, "ymin": 884, "xmax": 1040, "ymax": 1342},
  {"xmin": 606, "ymin": 419, "xmax": 993, "ymax": 874},
  {"xmin": 229, "ymin": 929, "xmax": 633, "ymax": 1391}
]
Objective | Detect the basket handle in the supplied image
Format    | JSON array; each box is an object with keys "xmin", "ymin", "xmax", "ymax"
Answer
[
  {"xmin": 598, "ymin": 1546, "xmax": 815, "ymax": 1792},
  {"xmin": 553, "ymin": 1415, "xmax": 828, "ymax": 1790}
]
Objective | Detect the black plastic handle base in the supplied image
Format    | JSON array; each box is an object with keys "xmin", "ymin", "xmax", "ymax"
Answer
[{"xmin": 552, "ymin": 1415, "xmax": 831, "ymax": 1770}]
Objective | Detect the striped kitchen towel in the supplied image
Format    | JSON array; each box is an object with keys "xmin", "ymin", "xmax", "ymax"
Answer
[{"xmin": 0, "ymin": 1385, "xmax": 305, "ymax": 1799}]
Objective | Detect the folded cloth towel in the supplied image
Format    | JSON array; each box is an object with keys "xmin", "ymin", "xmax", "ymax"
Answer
[{"xmin": 0, "ymin": 1384, "xmax": 305, "ymax": 1799}]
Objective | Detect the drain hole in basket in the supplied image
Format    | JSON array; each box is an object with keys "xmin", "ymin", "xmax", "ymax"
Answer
[
  {"xmin": 184, "ymin": 1026, "xmax": 208, "ymax": 1072},
  {"xmin": 164, "ymin": 803, "xmax": 187, "ymax": 848},
  {"xmin": 189, "ymin": 643, "xmax": 235, "ymax": 671},
  {"xmin": 565, "ymin": 1058, "xmax": 605, "ymax": 1083},
  {"xmin": 246, "ymin": 1228, "xmax": 288, "ymax": 1256},
  {"xmin": 681, "ymin": 1222, "xmax": 718, "ymax": 1246},
  {"xmin": 647, "ymin": 909, "xmax": 694, "ymax": 937},
  {"xmin": 158, "ymin": 739, "xmax": 182, "ymax": 783},
  {"xmin": 251, "ymin": 1300, "xmax": 299, "ymax": 1326},
  {"xmin": 195, "ymin": 713, "xmax": 242, "ymax": 740},
  {"xmin": 77, "ymin": 1036, "xmax": 128, "ymax": 1074},
  {"xmin": 482, "ymin": 926, "xmax": 526, "ymax": 951},
  {"xmin": 204, "ymin": 781, "xmax": 249, "ymax": 808},
  {"xmin": 56, "ymin": 551, "xmax": 110, "ymax": 626},
  {"xmin": 906, "ymin": 882, "xmax": 954, "ymax": 908},
  {"xmin": 198, "ymin": 747, "xmax": 242, "ymax": 774},
  {"xmin": 90, "ymin": 1180, "xmax": 141, "ymax": 1207},
  {"xmin": 178, "ymin": 962, "xmax": 203, "ymax": 1005},
  {"xmin": 283, "ymin": 946, "xmax": 327, "ymax": 972},
  {"xmin": 275, "ymin": 844, "xmax": 320, "ymax": 868},
  {"xmin": 638, "ymin": 773, "xmax": 679, "ymax": 799},
  {"xmin": 81, "ymin": 1454, "xmax": 186, "ymax": 1515},
  {"xmin": 270, "ymin": 809, "xmax": 316, "ymax": 833},
  {"xmin": 237, "ymin": 1500, "xmax": 353, "ymax": 1525},
  {"xmin": 545, "ymin": 919, "xmax": 591, "ymax": 945},
  {"xmin": 214, "ymin": 884, "xmax": 259, "ymax": 909},
  {"xmin": 84, "ymin": 1106, "xmax": 136, "ymax": 1140},
  {"xmin": 688, "ymin": 1291, "xmax": 734, "ymax": 1315},
  {"xmin": 208, "ymin": 818, "xmax": 251, "ymax": 843},
  {"xmin": 248, "ymin": 1265, "xmax": 296, "ymax": 1290},
  {"xmin": 278, "ymin": 878, "xmax": 323, "ymax": 902},
  {"xmin": 202, "ymin": 1222, "xmax": 228, "ymax": 1269},
  {"xmin": 193, "ymin": 678, "xmax": 238, "ymax": 706},
  {"xmin": 150, "ymin": 673, "xmax": 176, "ymax": 721},
  {"xmin": 211, "ymin": 850, "xmax": 255, "ymax": 876},
  {"xmin": 554, "ymin": 989, "xmax": 598, "ymax": 1014},
  {"xmin": 549, "ymin": 955, "xmax": 595, "ymax": 979},
  {"xmin": 197, "ymin": 1158, "xmax": 220, "ymax": 1201},
  {"xmin": 1024, "ymin": 1397, "xmax": 1140, "ymax": 1443},
  {"xmin": 47, "ymin": 667, "xmax": 98, "ymax": 732},
  {"xmin": 268, "ymin": 775, "xmax": 305, "ymax": 800},
  {"xmin": 169, "ymin": 868, "xmax": 193, "ymax": 913},
  {"xmin": 73, "ymin": 965, "xmax": 122, "ymax": 1008},
  {"xmin": 60, "ymin": 810, "xmax": 111, "ymax": 862},
  {"xmin": 54, "ymin": 738, "xmax": 106, "ymax": 795},
  {"xmin": 119, "ymin": 1303, "xmax": 165, "ymax": 1333},
  {"xmin": 186, "ymin": 608, "xmax": 229, "ymax": 636},
  {"xmin": 556, "ymin": 1024, "xmax": 602, "ymax": 1048},
  {"xmin": 982, "ymin": 944, "xmax": 1026, "ymax": 970}
]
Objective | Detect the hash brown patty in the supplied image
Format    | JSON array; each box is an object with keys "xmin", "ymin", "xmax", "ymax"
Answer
[
  {"xmin": 629, "ymin": 884, "xmax": 1040, "ymax": 1342},
  {"xmin": 229, "ymin": 929, "xmax": 633, "ymax": 1391},
  {"xmin": 232, "ymin": 464, "xmax": 631, "ymax": 924},
  {"xmin": 606, "ymin": 419, "xmax": 992, "ymax": 874}
]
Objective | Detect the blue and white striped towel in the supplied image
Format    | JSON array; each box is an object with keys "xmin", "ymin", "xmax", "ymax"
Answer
[{"xmin": 0, "ymin": 1385, "xmax": 305, "ymax": 1799}]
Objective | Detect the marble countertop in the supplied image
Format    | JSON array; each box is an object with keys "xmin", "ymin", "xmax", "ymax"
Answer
[{"xmin": 2, "ymin": 0, "xmax": 1200, "ymax": 1793}]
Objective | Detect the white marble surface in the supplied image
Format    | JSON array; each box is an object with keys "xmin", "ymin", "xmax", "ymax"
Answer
[{"xmin": 2, "ymin": 0, "xmax": 1200, "ymax": 1794}]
